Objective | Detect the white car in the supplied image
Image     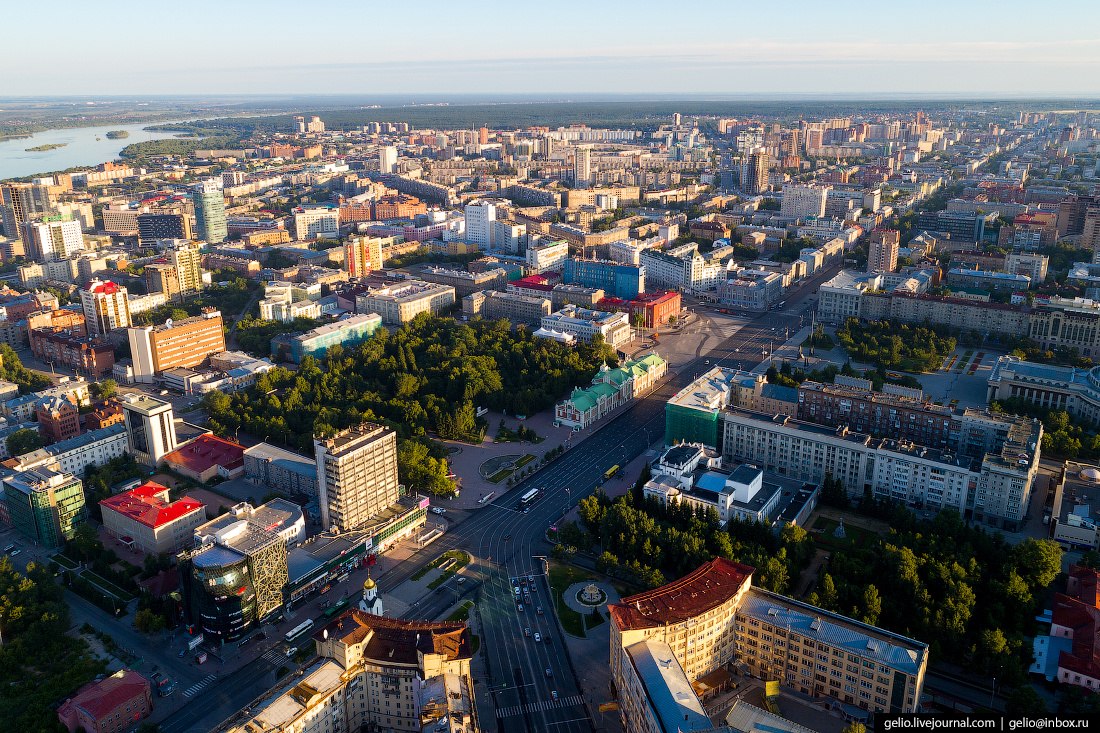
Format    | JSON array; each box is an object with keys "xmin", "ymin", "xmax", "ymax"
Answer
[
  {"xmin": 430, "ymin": 507, "xmax": 446, "ymax": 515},
  {"xmin": 533, "ymin": 632, "xmax": 542, "ymax": 642}
]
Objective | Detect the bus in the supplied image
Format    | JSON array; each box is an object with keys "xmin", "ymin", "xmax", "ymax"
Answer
[
  {"xmin": 284, "ymin": 619, "xmax": 315, "ymax": 643},
  {"xmin": 603, "ymin": 465, "xmax": 621, "ymax": 483},
  {"xmin": 322, "ymin": 597, "xmax": 351, "ymax": 619},
  {"xmin": 519, "ymin": 488, "xmax": 541, "ymax": 510}
]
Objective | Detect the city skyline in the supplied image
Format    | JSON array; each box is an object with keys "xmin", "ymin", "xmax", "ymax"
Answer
[{"xmin": 4, "ymin": 0, "xmax": 1100, "ymax": 96}]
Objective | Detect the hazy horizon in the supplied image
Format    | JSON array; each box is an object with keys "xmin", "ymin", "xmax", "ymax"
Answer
[{"xmin": 4, "ymin": 0, "xmax": 1098, "ymax": 97}]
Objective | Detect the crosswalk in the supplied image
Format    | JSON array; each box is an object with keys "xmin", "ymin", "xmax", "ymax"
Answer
[
  {"xmin": 261, "ymin": 648, "xmax": 288, "ymax": 665},
  {"xmin": 181, "ymin": 674, "xmax": 218, "ymax": 698},
  {"xmin": 497, "ymin": 694, "xmax": 585, "ymax": 718}
]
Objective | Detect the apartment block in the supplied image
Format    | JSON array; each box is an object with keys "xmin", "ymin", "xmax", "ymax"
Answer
[
  {"xmin": 418, "ymin": 265, "xmax": 509, "ymax": 297},
  {"xmin": 539, "ymin": 305, "xmax": 632, "ymax": 349},
  {"xmin": 314, "ymin": 423, "xmax": 401, "ymax": 532},
  {"xmin": 355, "ymin": 280, "xmax": 456, "ymax": 325},
  {"xmin": 462, "ymin": 290, "xmax": 552, "ymax": 325},
  {"xmin": 128, "ymin": 310, "xmax": 226, "ymax": 382}
]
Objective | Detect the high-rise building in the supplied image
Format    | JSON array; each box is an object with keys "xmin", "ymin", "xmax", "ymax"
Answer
[
  {"xmin": 306, "ymin": 116, "xmax": 325, "ymax": 133},
  {"xmin": 0, "ymin": 181, "xmax": 51, "ymax": 243},
  {"xmin": 2, "ymin": 467, "xmax": 87, "ymax": 547},
  {"xmin": 464, "ymin": 200, "xmax": 497, "ymax": 249},
  {"xmin": 193, "ymin": 178, "xmax": 228, "ymax": 243},
  {"xmin": 867, "ymin": 229, "xmax": 901, "ymax": 273},
  {"xmin": 741, "ymin": 149, "xmax": 770, "ymax": 195},
  {"xmin": 314, "ymin": 423, "xmax": 400, "ymax": 532},
  {"xmin": 1084, "ymin": 203, "xmax": 1100, "ymax": 263},
  {"xmin": 167, "ymin": 240, "xmax": 204, "ymax": 294},
  {"xmin": 378, "ymin": 145, "xmax": 398, "ymax": 174},
  {"xmin": 22, "ymin": 218, "xmax": 83, "ymax": 261},
  {"xmin": 79, "ymin": 278, "xmax": 131, "ymax": 336},
  {"xmin": 121, "ymin": 394, "xmax": 178, "ymax": 466},
  {"xmin": 573, "ymin": 145, "xmax": 593, "ymax": 188},
  {"xmin": 127, "ymin": 310, "xmax": 226, "ymax": 383},
  {"xmin": 780, "ymin": 184, "xmax": 830, "ymax": 219},
  {"xmin": 478, "ymin": 126, "xmax": 489, "ymax": 145},
  {"xmin": 343, "ymin": 236, "xmax": 384, "ymax": 278}
]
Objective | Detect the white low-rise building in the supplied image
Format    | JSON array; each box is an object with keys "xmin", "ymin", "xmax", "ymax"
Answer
[{"xmin": 540, "ymin": 305, "xmax": 632, "ymax": 349}]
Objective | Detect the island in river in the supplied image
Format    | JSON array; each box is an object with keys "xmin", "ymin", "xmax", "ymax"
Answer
[
  {"xmin": 105, "ymin": 130, "xmax": 129, "ymax": 139},
  {"xmin": 25, "ymin": 142, "xmax": 67, "ymax": 152}
]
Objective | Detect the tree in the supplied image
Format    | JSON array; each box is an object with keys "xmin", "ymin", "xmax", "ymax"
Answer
[
  {"xmin": 1012, "ymin": 539, "xmax": 1063, "ymax": 590},
  {"xmin": 1004, "ymin": 684, "xmax": 1046, "ymax": 717},
  {"xmin": 90, "ymin": 379, "xmax": 117, "ymax": 400},
  {"xmin": 861, "ymin": 584, "xmax": 882, "ymax": 626},
  {"xmin": 6, "ymin": 428, "xmax": 43, "ymax": 457},
  {"xmin": 841, "ymin": 724, "xmax": 867, "ymax": 733},
  {"xmin": 134, "ymin": 608, "xmax": 166, "ymax": 634}
]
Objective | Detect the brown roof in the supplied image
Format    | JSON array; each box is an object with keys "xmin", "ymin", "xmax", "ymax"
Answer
[
  {"xmin": 315, "ymin": 610, "xmax": 470, "ymax": 665},
  {"xmin": 609, "ymin": 557, "xmax": 755, "ymax": 631},
  {"xmin": 57, "ymin": 669, "xmax": 149, "ymax": 723}
]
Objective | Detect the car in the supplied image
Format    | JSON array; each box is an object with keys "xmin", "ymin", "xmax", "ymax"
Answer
[
  {"xmin": 545, "ymin": 667, "xmax": 553, "ymax": 678},
  {"xmin": 430, "ymin": 507, "xmax": 445, "ymax": 515},
  {"xmin": 456, "ymin": 576, "xmax": 466, "ymax": 583},
  {"xmin": 9, "ymin": 549, "xmax": 20, "ymax": 557},
  {"xmin": 527, "ymin": 575, "xmax": 535, "ymax": 584},
  {"xmin": 551, "ymin": 690, "xmax": 559, "ymax": 701},
  {"xmin": 517, "ymin": 603, "xmax": 524, "ymax": 612},
  {"xmin": 537, "ymin": 606, "xmax": 543, "ymax": 615},
  {"xmin": 514, "ymin": 587, "xmax": 521, "ymax": 596},
  {"xmin": 178, "ymin": 649, "xmax": 186, "ymax": 658},
  {"xmin": 286, "ymin": 646, "xmax": 298, "ymax": 657},
  {"xmin": 533, "ymin": 632, "xmax": 542, "ymax": 642},
  {"xmin": 524, "ymin": 627, "xmax": 531, "ymax": 637}
]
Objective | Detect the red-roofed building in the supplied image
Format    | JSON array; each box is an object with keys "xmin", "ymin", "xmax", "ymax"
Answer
[
  {"xmin": 163, "ymin": 434, "xmax": 246, "ymax": 483},
  {"xmin": 57, "ymin": 669, "xmax": 152, "ymax": 733},
  {"xmin": 1051, "ymin": 565, "xmax": 1100, "ymax": 690},
  {"xmin": 100, "ymin": 481, "xmax": 206, "ymax": 555},
  {"xmin": 598, "ymin": 290, "xmax": 682, "ymax": 329}
]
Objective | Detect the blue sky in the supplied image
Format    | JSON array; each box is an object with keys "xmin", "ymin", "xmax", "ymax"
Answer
[{"xmin": 5, "ymin": 0, "xmax": 1100, "ymax": 97}]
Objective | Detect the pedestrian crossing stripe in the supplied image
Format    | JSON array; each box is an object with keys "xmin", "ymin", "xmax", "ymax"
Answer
[
  {"xmin": 261, "ymin": 649, "xmax": 287, "ymax": 665},
  {"xmin": 182, "ymin": 674, "xmax": 218, "ymax": 697},
  {"xmin": 497, "ymin": 694, "xmax": 585, "ymax": 718}
]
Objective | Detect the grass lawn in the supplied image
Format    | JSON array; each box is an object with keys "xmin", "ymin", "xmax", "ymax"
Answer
[
  {"xmin": 52, "ymin": 554, "xmax": 79, "ymax": 570},
  {"xmin": 413, "ymin": 550, "xmax": 470, "ymax": 582},
  {"xmin": 447, "ymin": 601, "xmax": 474, "ymax": 622},
  {"xmin": 548, "ymin": 563, "xmax": 595, "ymax": 638},
  {"xmin": 426, "ymin": 551, "xmax": 471, "ymax": 590},
  {"xmin": 487, "ymin": 467, "xmax": 513, "ymax": 483},
  {"xmin": 810, "ymin": 517, "xmax": 879, "ymax": 551},
  {"xmin": 515, "ymin": 454, "xmax": 537, "ymax": 468},
  {"xmin": 82, "ymin": 571, "xmax": 136, "ymax": 602}
]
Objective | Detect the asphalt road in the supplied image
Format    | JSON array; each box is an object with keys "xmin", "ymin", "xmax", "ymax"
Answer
[{"xmin": 159, "ymin": 264, "xmax": 840, "ymax": 733}]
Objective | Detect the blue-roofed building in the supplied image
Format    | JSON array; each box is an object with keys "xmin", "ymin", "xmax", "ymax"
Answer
[
  {"xmin": 947, "ymin": 268, "xmax": 1031, "ymax": 292},
  {"xmin": 988, "ymin": 355, "xmax": 1100, "ymax": 427},
  {"xmin": 243, "ymin": 442, "xmax": 319, "ymax": 498}
]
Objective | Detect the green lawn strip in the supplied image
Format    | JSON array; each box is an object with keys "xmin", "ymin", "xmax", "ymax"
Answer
[
  {"xmin": 515, "ymin": 454, "xmax": 537, "ymax": 468},
  {"xmin": 413, "ymin": 550, "xmax": 470, "ymax": 582},
  {"xmin": 425, "ymin": 551, "xmax": 471, "ymax": 589},
  {"xmin": 82, "ymin": 571, "xmax": 136, "ymax": 602},
  {"xmin": 52, "ymin": 554, "xmax": 79, "ymax": 570},
  {"xmin": 487, "ymin": 467, "xmax": 514, "ymax": 483}
]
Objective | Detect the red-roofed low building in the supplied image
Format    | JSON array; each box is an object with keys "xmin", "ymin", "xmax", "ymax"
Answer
[
  {"xmin": 163, "ymin": 434, "xmax": 245, "ymax": 482},
  {"xmin": 57, "ymin": 669, "xmax": 152, "ymax": 733},
  {"xmin": 1051, "ymin": 565, "xmax": 1100, "ymax": 690},
  {"xmin": 100, "ymin": 481, "xmax": 206, "ymax": 555}
]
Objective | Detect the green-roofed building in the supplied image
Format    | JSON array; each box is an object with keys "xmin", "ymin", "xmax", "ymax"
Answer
[{"xmin": 555, "ymin": 354, "xmax": 668, "ymax": 430}]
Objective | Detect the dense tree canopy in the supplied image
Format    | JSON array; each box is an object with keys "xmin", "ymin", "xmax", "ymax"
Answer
[
  {"xmin": 6, "ymin": 427, "xmax": 43, "ymax": 457},
  {"xmin": 204, "ymin": 314, "xmax": 616, "ymax": 495},
  {"xmin": 836, "ymin": 318, "xmax": 956, "ymax": 372},
  {"xmin": 0, "ymin": 344, "xmax": 50, "ymax": 394},
  {"xmin": 0, "ymin": 557, "xmax": 105, "ymax": 732}
]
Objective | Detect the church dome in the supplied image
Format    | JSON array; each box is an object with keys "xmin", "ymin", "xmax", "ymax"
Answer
[{"xmin": 363, "ymin": 575, "xmax": 377, "ymax": 591}]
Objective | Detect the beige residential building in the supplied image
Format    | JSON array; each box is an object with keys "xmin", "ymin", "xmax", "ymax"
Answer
[
  {"xmin": 609, "ymin": 558, "xmax": 928, "ymax": 733},
  {"xmin": 354, "ymin": 280, "xmax": 456, "ymax": 325},
  {"xmin": 461, "ymin": 290, "xmax": 551, "ymax": 325},
  {"xmin": 79, "ymin": 278, "xmax": 131, "ymax": 336}
]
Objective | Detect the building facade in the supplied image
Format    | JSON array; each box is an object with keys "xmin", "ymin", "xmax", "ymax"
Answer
[
  {"xmin": 314, "ymin": 423, "xmax": 401, "ymax": 532},
  {"xmin": 100, "ymin": 481, "xmax": 206, "ymax": 555},
  {"xmin": 2, "ymin": 467, "xmax": 86, "ymax": 546},
  {"xmin": 128, "ymin": 310, "xmax": 226, "ymax": 382},
  {"xmin": 79, "ymin": 279, "xmax": 131, "ymax": 336}
]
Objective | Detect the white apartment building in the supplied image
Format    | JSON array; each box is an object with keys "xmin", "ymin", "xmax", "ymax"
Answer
[
  {"xmin": 293, "ymin": 207, "xmax": 340, "ymax": 240},
  {"xmin": 23, "ymin": 219, "xmax": 83, "ymax": 262},
  {"xmin": 464, "ymin": 200, "xmax": 497, "ymax": 249},
  {"xmin": 780, "ymin": 184, "xmax": 830, "ymax": 219},
  {"xmin": 491, "ymin": 220, "xmax": 525, "ymax": 254},
  {"xmin": 79, "ymin": 278, "xmax": 131, "ymax": 336},
  {"xmin": 526, "ymin": 240, "xmax": 569, "ymax": 273},
  {"xmin": 378, "ymin": 145, "xmax": 398, "ymax": 174},
  {"xmin": 574, "ymin": 145, "xmax": 593, "ymax": 188},
  {"xmin": 817, "ymin": 270, "xmax": 883, "ymax": 323},
  {"xmin": 540, "ymin": 305, "xmax": 632, "ymax": 349}
]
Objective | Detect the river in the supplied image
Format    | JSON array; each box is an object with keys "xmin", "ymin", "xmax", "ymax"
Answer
[{"xmin": 0, "ymin": 119, "xmax": 202, "ymax": 180}]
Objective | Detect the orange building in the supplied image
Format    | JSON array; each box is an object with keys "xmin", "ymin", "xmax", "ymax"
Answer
[
  {"xmin": 373, "ymin": 193, "xmax": 427, "ymax": 220},
  {"xmin": 37, "ymin": 397, "xmax": 82, "ymax": 443},
  {"xmin": 58, "ymin": 670, "xmax": 152, "ymax": 733}
]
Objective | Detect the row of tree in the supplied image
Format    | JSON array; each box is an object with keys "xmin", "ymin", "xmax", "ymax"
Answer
[{"xmin": 836, "ymin": 317, "xmax": 957, "ymax": 372}]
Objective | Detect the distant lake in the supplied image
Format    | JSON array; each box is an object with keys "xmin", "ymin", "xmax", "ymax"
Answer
[{"xmin": 0, "ymin": 120, "xmax": 202, "ymax": 180}]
